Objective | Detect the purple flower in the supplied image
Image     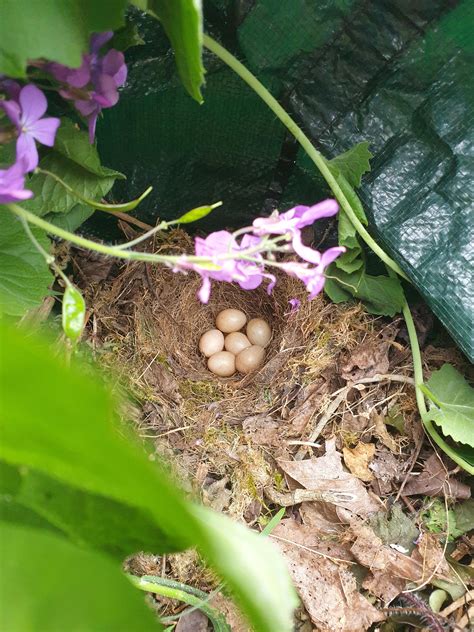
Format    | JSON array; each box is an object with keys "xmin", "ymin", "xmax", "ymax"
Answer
[
  {"xmin": 1, "ymin": 85, "xmax": 60, "ymax": 171},
  {"xmin": 288, "ymin": 298, "xmax": 301, "ymax": 313},
  {"xmin": 279, "ymin": 247, "xmax": 345, "ymax": 298},
  {"xmin": 0, "ymin": 159, "xmax": 33, "ymax": 204},
  {"xmin": 252, "ymin": 199, "xmax": 339, "ymax": 264},
  {"xmin": 48, "ymin": 32, "xmax": 127, "ymax": 142}
]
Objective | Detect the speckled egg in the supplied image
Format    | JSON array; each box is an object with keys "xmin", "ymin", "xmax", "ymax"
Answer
[
  {"xmin": 235, "ymin": 345, "xmax": 265, "ymax": 374},
  {"xmin": 224, "ymin": 332, "xmax": 251, "ymax": 355}
]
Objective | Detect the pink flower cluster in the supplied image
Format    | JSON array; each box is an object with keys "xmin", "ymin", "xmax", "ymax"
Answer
[
  {"xmin": 176, "ymin": 200, "xmax": 345, "ymax": 303},
  {"xmin": 0, "ymin": 32, "xmax": 127, "ymax": 204}
]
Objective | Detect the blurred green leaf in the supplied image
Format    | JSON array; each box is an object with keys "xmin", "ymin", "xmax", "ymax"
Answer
[
  {"xmin": 0, "ymin": 460, "xmax": 179, "ymax": 558},
  {"xmin": 0, "ymin": 521, "xmax": 162, "ymax": 631},
  {"xmin": 0, "ymin": 0, "xmax": 128, "ymax": 76},
  {"xmin": 0, "ymin": 323, "xmax": 297, "ymax": 632},
  {"xmin": 0, "ymin": 212, "xmax": 53, "ymax": 317},
  {"xmin": 422, "ymin": 364, "xmax": 474, "ymax": 446}
]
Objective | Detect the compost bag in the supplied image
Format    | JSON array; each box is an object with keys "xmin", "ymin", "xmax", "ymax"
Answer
[{"xmin": 97, "ymin": 0, "xmax": 474, "ymax": 361}]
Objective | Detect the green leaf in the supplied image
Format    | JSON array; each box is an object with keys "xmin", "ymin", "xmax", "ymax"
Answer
[
  {"xmin": 0, "ymin": 0, "xmax": 128, "ymax": 77},
  {"xmin": 324, "ymin": 265, "xmax": 405, "ymax": 316},
  {"xmin": 175, "ymin": 201, "xmax": 222, "ymax": 224},
  {"xmin": 0, "ymin": 323, "xmax": 297, "ymax": 632},
  {"xmin": 422, "ymin": 364, "xmax": 474, "ymax": 447},
  {"xmin": 22, "ymin": 119, "xmax": 125, "ymax": 220},
  {"xmin": 329, "ymin": 142, "xmax": 373, "ymax": 189},
  {"xmin": 0, "ymin": 212, "xmax": 53, "ymax": 317},
  {"xmin": 369, "ymin": 504, "xmax": 419, "ymax": 553},
  {"xmin": 138, "ymin": 0, "xmax": 205, "ymax": 103},
  {"xmin": 109, "ymin": 21, "xmax": 145, "ymax": 52},
  {"xmin": 44, "ymin": 204, "xmax": 95, "ymax": 232},
  {"xmin": 453, "ymin": 499, "xmax": 474, "ymax": 535},
  {"xmin": 0, "ymin": 522, "xmax": 162, "ymax": 632},
  {"xmin": 53, "ymin": 119, "xmax": 125, "ymax": 179},
  {"xmin": 62, "ymin": 285, "xmax": 86, "ymax": 342},
  {"xmin": 0, "ymin": 460, "xmax": 179, "ymax": 558}
]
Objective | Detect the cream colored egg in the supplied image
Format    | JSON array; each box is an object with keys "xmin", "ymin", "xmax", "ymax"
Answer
[
  {"xmin": 199, "ymin": 329, "xmax": 225, "ymax": 357},
  {"xmin": 208, "ymin": 351, "xmax": 236, "ymax": 377},
  {"xmin": 246, "ymin": 318, "xmax": 272, "ymax": 347},
  {"xmin": 235, "ymin": 345, "xmax": 265, "ymax": 374},
  {"xmin": 216, "ymin": 308, "xmax": 247, "ymax": 333},
  {"xmin": 225, "ymin": 332, "xmax": 251, "ymax": 355}
]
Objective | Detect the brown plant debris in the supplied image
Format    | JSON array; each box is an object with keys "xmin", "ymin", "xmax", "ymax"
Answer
[{"xmin": 78, "ymin": 229, "xmax": 473, "ymax": 630}]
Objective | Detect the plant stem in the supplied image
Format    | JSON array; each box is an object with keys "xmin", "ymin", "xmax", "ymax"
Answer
[
  {"xmin": 392, "ymin": 270, "xmax": 473, "ymax": 473},
  {"xmin": 203, "ymin": 34, "xmax": 408, "ymax": 282},
  {"xmin": 128, "ymin": 575, "xmax": 227, "ymax": 630}
]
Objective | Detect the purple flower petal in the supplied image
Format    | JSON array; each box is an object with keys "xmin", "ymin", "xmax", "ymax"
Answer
[
  {"xmin": 74, "ymin": 99, "xmax": 98, "ymax": 116},
  {"xmin": 198, "ymin": 276, "xmax": 211, "ymax": 303},
  {"xmin": 101, "ymin": 50, "xmax": 126, "ymax": 82},
  {"xmin": 16, "ymin": 133, "xmax": 39, "ymax": 172},
  {"xmin": 87, "ymin": 112, "xmax": 99, "ymax": 143},
  {"xmin": 93, "ymin": 74, "xmax": 119, "ymax": 107},
  {"xmin": 291, "ymin": 230, "xmax": 322, "ymax": 264},
  {"xmin": 0, "ymin": 160, "xmax": 33, "ymax": 203},
  {"xmin": 19, "ymin": 85, "xmax": 47, "ymax": 127},
  {"xmin": 0, "ymin": 100, "xmax": 21, "ymax": 126},
  {"xmin": 90, "ymin": 31, "xmax": 114, "ymax": 53},
  {"xmin": 30, "ymin": 117, "xmax": 60, "ymax": 146}
]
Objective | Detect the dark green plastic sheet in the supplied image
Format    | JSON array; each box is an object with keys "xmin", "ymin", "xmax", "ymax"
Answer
[{"xmin": 97, "ymin": 0, "xmax": 474, "ymax": 360}]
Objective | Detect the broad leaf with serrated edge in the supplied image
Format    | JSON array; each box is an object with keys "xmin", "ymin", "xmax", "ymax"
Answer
[
  {"xmin": 422, "ymin": 364, "xmax": 474, "ymax": 447},
  {"xmin": 0, "ymin": 212, "xmax": 53, "ymax": 317}
]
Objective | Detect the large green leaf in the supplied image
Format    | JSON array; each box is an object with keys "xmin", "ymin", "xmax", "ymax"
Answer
[
  {"xmin": 0, "ymin": 460, "xmax": 179, "ymax": 558},
  {"xmin": 23, "ymin": 120, "xmax": 124, "ymax": 218},
  {"xmin": 0, "ymin": 522, "xmax": 161, "ymax": 632},
  {"xmin": 324, "ymin": 265, "xmax": 405, "ymax": 317},
  {"xmin": 136, "ymin": 0, "xmax": 204, "ymax": 102},
  {"xmin": 422, "ymin": 364, "xmax": 474, "ymax": 447},
  {"xmin": 0, "ymin": 0, "xmax": 128, "ymax": 76},
  {"xmin": 0, "ymin": 212, "xmax": 53, "ymax": 317},
  {"xmin": 0, "ymin": 323, "xmax": 297, "ymax": 632}
]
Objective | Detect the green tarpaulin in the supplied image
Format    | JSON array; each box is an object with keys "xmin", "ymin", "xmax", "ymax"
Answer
[{"xmin": 98, "ymin": 0, "xmax": 474, "ymax": 360}]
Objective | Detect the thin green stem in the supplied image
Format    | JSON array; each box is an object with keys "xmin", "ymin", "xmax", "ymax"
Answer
[
  {"xmin": 389, "ymin": 268, "xmax": 473, "ymax": 473},
  {"xmin": 128, "ymin": 575, "xmax": 228, "ymax": 630},
  {"xmin": 203, "ymin": 34, "xmax": 408, "ymax": 282},
  {"xmin": 19, "ymin": 215, "xmax": 72, "ymax": 288}
]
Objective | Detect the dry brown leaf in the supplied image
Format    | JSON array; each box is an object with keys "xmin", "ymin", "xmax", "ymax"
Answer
[
  {"xmin": 373, "ymin": 413, "xmax": 398, "ymax": 452},
  {"xmin": 362, "ymin": 569, "xmax": 405, "ymax": 604},
  {"xmin": 287, "ymin": 380, "xmax": 329, "ymax": 435},
  {"xmin": 369, "ymin": 448, "xmax": 400, "ymax": 496},
  {"xmin": 402, "ymin": 454, "xmax": 471, "ymax": 499},
  {"xmin": 242, "ymin": 414, "xmax": 281, "ymax": 446},
  {"xmin": 278, "ymin": 439, "xmax": 382, "ymax": 520},
  {"xmin": 175, "ymin": 609, "xmax": 209, "ymax": 632},
  {"xmin": 350, "ymin": 523, "xmax": 454, "ymax": 596},
  {"xmin": 341, "ymin": 330, "xmax": 395, "ymax": 381},
  {"xmin": 343, "ymin": 443, "xmax": 375, "ymax": 482},
  {"xmin": 272, "ymin": 520, "xmax": 383, "ymax": 631},
  {"xmin": 300, "ymin": 501, "xmax": 344, "ymax": 536}
]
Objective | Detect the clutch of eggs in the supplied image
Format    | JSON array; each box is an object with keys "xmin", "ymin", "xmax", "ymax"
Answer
[{"xmin": 199, "ymin": 308, "xmax": 272, "ymax": 376}]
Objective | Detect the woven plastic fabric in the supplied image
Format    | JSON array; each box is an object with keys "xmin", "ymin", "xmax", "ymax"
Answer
[{"xmin": 97, "ymin": 1, "xmax": 474, "ymax": 360}]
